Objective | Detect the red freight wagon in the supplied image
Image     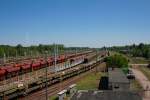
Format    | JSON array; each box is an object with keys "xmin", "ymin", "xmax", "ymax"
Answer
[
  {"xmin": 1, "ymin": 66, "xmax": 20, "ymax": 78},
  {"xmin": 40, "ymin": 61, "xmax": 47, "ymax": 67},
  {"xmin": 0, "ymin": 69, "xmax": 6, "ymax": 81},
  {"xmin": 58, "ymin": 56, "xmax": 65, "ymax": 63},
  {"xmin": 32, "ymin": 62, "xmax": 41, "ymax": 70},
  {"xmin": 47, "ymin": 59, "xmax": 53, "ymax": 66},
  {"xmin": 21, "ymin": 64, "xmax": 31, "ymax": 73}
]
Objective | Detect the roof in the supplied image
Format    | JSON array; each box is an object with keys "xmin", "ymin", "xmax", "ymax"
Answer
[
  {"xmin": 108, "ymin": 68, "xmax": 129, "ymax": 83},
  {"xmin": 71, "ymin": 90, "xmax": 142, "ymax": 100}
]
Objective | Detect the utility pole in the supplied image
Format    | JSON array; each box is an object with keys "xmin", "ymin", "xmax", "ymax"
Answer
[
  {"xmin": 54, "ymin": 44, "xmax": 57, "ymax": 72},
  {"xmin": 16, "ymin": 50, "xmax": 17, "ymax": 58},
  {"xmin": 30, "ymin": 51, "xmax": 32, "ymax": 57},
  {"xmin": 24, "ymin": 51, "xmax": 27, "ymax": 57},
  {"xmin": 95, "ymin": 49, "xmax": 98, "ymax": 74},
  {"xmin": 65, "ymin": 49, "xmax": 68, "ymax": 69},
  {"xmin": 3, "ymin": 53, "xmax": 6, "ymax": 64},
  {"xmin": 56, "ymin": 45, "xmax": 60, "ymax": 71},
  {"xmin": 75, "ymin": 47, "xmax": 77, "ymax": 56},
  {"xmin": 45, "ymin": 51, "xmax": 48, "ymax": 100}
]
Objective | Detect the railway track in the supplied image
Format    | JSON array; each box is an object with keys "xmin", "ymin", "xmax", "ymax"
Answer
[{"xmin": 20, "ymin": 62, "xmax": 103, "ymax": 100}]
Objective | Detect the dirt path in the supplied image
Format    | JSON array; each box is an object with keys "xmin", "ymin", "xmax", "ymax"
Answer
[{"xmin": 131, "ymin": 68, "xmax": 150, "ymax": 100}]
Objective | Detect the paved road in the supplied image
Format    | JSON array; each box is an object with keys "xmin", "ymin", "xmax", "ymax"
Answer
[{"xmin": 131, "ymin": 68, "xmax": 150, "ymax": 100}]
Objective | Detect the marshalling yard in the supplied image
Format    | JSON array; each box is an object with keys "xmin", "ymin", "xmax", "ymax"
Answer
[{"xmin": 0, "ymin": 50, "xmax": 108, "ymax": 100}]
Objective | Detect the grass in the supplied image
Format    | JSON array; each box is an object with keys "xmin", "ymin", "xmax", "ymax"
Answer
[
  {"xmin": 76, "ymin": 72, "xmax": 103, "ymax": 90},
  {"xmin": 129, "ymin": 57, "xmax": 150, "ymax": 64},
  {"xmin": 49, "ymin": 72, "xmax": 104, "ymax": 100},
  {"xmin": 49, "ymin": 95, "xmax": 58, "ymax": 100},
  {"xmin": 130, "ymin": 80, "xmax": 143, "ymax": 91},
  {"xmin": 139, "ymin": 66, "xmax": 150, "ymax": 81}
]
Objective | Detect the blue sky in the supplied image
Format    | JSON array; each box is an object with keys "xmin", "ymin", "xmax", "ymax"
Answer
[{"xmin": 0, "ymin": 0, "xmax": 150, "ymax": 47}]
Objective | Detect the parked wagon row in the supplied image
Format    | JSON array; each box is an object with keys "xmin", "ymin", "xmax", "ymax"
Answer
[{"xmin": 0, "ymin": 51, "xmax": 93, "ymax": 81}]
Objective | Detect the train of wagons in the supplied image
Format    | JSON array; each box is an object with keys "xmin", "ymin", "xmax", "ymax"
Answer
[
  {"xmin": 0, "ymin": 51, "xmax": 94, "ymax": 81},
  {"xmin": 0, "ymin": 51, "xmax": 108, "ymax": 99}
]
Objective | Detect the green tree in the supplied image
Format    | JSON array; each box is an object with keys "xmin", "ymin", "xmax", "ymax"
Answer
[
  {"xmin": 106, "ymin": 54, "xmax": 128, "ymax": 68},
  {"xmin": 105, "ymin": 54, "xmax": 129, "ymax": 74}
]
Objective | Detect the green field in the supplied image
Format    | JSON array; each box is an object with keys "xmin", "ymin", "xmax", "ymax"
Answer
[
  {"xmin": 129, "ymin": 57, "xmax": 150, "ymax": 64},
  {"xmin": 76, "ymin": 72, "xmax": 103, "ymax": 90}
]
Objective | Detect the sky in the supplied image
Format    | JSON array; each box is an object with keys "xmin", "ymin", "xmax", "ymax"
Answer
[{"xmin": 0, "ymin": 0, "xmax": 150, "ymax": 47}]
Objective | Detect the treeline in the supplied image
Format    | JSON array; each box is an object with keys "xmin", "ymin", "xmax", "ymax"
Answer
[
  {"xmin": 106, "ymin": 43, "xmax": 150, "ymax": 59},
  {"xmin": 0, "ymin": 44, "xmax": 90, "ymax": 58}
]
